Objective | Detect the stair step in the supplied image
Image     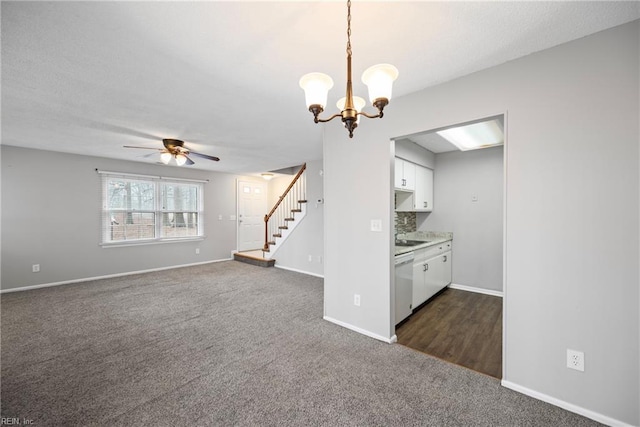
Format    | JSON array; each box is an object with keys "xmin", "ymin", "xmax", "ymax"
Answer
[
  {"xmin": 233, "ymin": 252, "xmax": 275, "ymax": 268},
  {"xmin": 291, "ymin": 209, "xmax": 302, "ymax": 213},
  {"xmin": 278, "ymin": 226, "xmax": 288, "ymax": 230},
  {"xmin": 267, "ymin": 241, "xmax": 275, "ymax": 245},
  {"xmin": 298, "ymin": 200, "xmax": 307, "ymax": 203},
  {"xmin": 284, "ymin": 218, "xmax": 295, "ymax": 222},
  {"xmin": 273, "ymin": 233, "xmax": 282, "ymax": 238}
]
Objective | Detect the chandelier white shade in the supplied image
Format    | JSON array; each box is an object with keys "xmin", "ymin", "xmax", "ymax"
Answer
[
  {"xmin": 361, "ymin": 64, "xmax": 399, "ymax": 104},
  {"xmin": 299, "ymin": 73, "xmax": 334, "ymax": 110}
]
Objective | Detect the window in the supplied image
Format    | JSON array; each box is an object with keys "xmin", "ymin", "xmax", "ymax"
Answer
[{"xmin": 100, "ymin": 171, "xmax": 204, "ymax": 245}]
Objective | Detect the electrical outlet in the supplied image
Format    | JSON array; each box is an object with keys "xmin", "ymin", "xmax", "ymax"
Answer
[
  {"xmin": 32, "ymin": 264, "xmax": 40, "ymax": 273},
  {"xmin": 354, "ymin": 294, "xmax": 361, "ymax": 307},
  {"xmin": 308, "ymin": 255, "xmax": 313, "ymax": 262},
  {"xmin": 567, "ymin": 349, "xmax": 585, "ymax": 372}
]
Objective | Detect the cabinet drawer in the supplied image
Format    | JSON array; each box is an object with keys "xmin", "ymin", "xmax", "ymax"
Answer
[{"xmin": 422, "ymin": 241, "xmax": 451, "ymax": 259}]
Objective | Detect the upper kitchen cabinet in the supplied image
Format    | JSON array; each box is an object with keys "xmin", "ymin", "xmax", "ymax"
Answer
[
  {"xmin": 395, "ymin": 158, "xmax": 415, "ymax": 191},
  {"xmin": 394, "ymin": 156, "xmax": 434, "ymax": 212},
  {"xmin": 414, "ymin": 166, "xmax": 434, "ymax": 212}
]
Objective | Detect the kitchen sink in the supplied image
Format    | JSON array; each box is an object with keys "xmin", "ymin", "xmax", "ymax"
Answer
[{"xmin": 395, "ymin": 239, "xmax": 429, "ymax": 247}]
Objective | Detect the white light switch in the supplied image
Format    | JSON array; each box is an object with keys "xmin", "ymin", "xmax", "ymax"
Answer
[{"xmin": 371, "ymin": 219, "xmax": 382, "ymax": 232}]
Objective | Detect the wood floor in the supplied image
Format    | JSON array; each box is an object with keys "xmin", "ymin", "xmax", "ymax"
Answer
[{"xmin": 396, "ymin": 288, "xmax": 503, "ymax": 379}]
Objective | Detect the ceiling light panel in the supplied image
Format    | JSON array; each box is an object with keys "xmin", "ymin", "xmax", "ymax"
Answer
[{"xmin": 437, "ymin": 119, "xmax": 504, "ymax": 151}]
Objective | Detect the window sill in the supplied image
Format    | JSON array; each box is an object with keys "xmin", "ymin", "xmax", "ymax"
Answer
[{"xmin": 100, "ymin": 237, "xmax": 205, "ymax": 248}]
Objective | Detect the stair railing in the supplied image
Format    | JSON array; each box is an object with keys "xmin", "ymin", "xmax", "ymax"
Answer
[{"xmin": 263, "ymin": 163, "xmax": 307, "ymax": 251}]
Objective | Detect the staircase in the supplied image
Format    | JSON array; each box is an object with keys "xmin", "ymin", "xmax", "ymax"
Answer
[{"xmin": 234, "ymin": 164, "xmax": 307, "ymax": 267}]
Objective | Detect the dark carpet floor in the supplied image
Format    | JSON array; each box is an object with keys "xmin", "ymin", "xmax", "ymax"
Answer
[{"xmin": 1, "ymin": 261, "xmax": 600, "ymax": 426}]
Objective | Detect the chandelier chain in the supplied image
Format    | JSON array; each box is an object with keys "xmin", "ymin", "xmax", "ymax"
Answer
[{"xmin": 346, "ymin": 0, "xmax": 352, "ymax": 56}]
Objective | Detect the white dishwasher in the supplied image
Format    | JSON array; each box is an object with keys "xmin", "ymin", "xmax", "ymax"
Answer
[{"xmin": 394, "ymin": 251, "xmax": 414, "ymax": 325}]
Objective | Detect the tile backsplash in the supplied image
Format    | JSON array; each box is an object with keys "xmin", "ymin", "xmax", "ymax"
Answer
[{"xmin": 394, "ymin": 211, "xmax": 416, "ymax": 234}]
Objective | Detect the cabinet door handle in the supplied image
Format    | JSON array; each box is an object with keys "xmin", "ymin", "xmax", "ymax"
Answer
[
  {"xmin": 424, "ymin": 201, "xmax": 428, "ymax": 207},
  {"xmin": 424, "ymin": 263, "xmax": 429, "ymax": 271},
  {"xmin": 443, "ymin": 255, "xmax": 447, "ymax": 262}
]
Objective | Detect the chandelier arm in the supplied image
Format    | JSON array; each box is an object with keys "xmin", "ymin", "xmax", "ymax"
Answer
[
  {"xmin": 357, "ymin": 111, "xmax": 383, "ymax": 120},
  {"xmin": 315, "ymin": 113, "xmax": 344, "ymax": 123}
]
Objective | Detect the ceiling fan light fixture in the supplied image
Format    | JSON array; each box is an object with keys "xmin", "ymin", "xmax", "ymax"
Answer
[
  {"xmin": 175, "ymin": 153, "xmax": 188, "ymax": 166},
  {"xmin": 160, "ymin": 151, "xmax": 172, "ymax": 164}
]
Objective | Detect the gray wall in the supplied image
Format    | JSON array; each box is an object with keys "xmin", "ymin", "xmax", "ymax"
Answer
[
  {"xmin": 0, "ymin": 146, "xmax": 249, "ymax": 290},
  {"xmin": 418, "ymin": 146, "xmax": 503, "ymax": 292},
  {"xmin": 323, "ymin": 20, "xmax": 638, "ymax": 425},
  {"xmin": 267, "ymin": 159, "xmax": 324, "ymax": 277}
]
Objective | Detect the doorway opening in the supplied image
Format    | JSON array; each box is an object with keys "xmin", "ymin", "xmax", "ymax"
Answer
[{"xmin": 393, "ymin": 114, "xmax": 506, "ymax": 379}]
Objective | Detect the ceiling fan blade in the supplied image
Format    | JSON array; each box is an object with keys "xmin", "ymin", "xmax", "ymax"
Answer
[
  {"xmin": 188, "ymin": 151, "xmax": 220, "ymax": 162},
  {"xmin": 123, "ymin": 145, "xmax": 162, "ymax": 151},
  {"xmin": 183, "ymin": 154, "xmax": 195, "ymax": 166}
]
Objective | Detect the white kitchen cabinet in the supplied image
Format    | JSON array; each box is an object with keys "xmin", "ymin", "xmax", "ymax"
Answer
[
  {"xmin": 412, "ymin": 241, "xmax": 453, "ymax": 308},
  {"xmin": 414, "ymin": 166, "xmax": 434, "ymax": 212},
  {"xmin": 395, "ymin": 158, "xmax": 415, "ymax": 191}
]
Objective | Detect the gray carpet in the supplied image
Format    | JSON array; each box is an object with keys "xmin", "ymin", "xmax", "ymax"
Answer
[{"xmin": 1, "ymin": 261, "xmax": 600, "ymax": 426}]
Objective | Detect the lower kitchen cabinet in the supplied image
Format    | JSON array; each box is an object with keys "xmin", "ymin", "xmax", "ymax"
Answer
[{"xmin": 412, "ymin": 243, "xmax": 452, "ymax": 308}]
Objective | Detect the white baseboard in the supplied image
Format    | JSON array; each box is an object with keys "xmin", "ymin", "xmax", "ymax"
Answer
[
  {"xmin": 275, "ymin": 264, "xmax": 324, "ymax": 279},
  {"xmin": 0, "ymin": 259, "xmax": 232, "ymax": 294},
  {"xmin": 449, "ymin": 283, "xmax": 503, "ymax": 297},
  {"xmin": 323, "ymin": 316, "xmax": 395, "ymax": 344},
  {"xmin": 501, "ymin": 380, "xmax": 633, "ymax": 427}
]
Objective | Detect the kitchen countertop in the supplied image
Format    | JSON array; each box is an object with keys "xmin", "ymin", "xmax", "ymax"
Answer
[{"xmin": 394, "ymin": 231, "xmax": 453, "ymax": 256}]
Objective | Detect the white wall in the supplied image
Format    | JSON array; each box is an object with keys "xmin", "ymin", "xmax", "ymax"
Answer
[
  {"xmin": 0, "ymin": 146, "xmax": 249, "ymax": 291},
  {"xmin": 267, "ymin": 159, "xmax": 324, "ymax": 277},
  {"xmin": 419, "ymin": 146, "xmax": 504, "ymax": 292},
  {"xmin": 323, "ymin": 20, "xmax": 638, "ymax": 425}
]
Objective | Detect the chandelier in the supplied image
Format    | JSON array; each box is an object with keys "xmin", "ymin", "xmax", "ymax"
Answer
[{"xmin": 299, "ymin": 0, "xmax": 398, "ymax": 138}]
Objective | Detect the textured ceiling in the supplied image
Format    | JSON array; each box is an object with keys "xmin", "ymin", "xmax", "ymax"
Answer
[{"xmin": 2, "ymin": 1, "xmax": 638, "ymax": 174}]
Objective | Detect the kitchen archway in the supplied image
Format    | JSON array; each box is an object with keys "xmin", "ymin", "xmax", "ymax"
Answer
[{"xmin": 392, "ymin": 114, "xmax": 506, "ymax": 379}]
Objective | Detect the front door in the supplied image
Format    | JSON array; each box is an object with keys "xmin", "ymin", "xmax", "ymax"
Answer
[{"xmin": 237, "ymin": 180, "xmax": 267, "ymax": 251}]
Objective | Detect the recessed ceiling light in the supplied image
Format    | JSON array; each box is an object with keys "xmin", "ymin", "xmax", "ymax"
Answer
[{"xmin": 437, "ymin": 119, "xmax": 503, "ymax": 151}]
